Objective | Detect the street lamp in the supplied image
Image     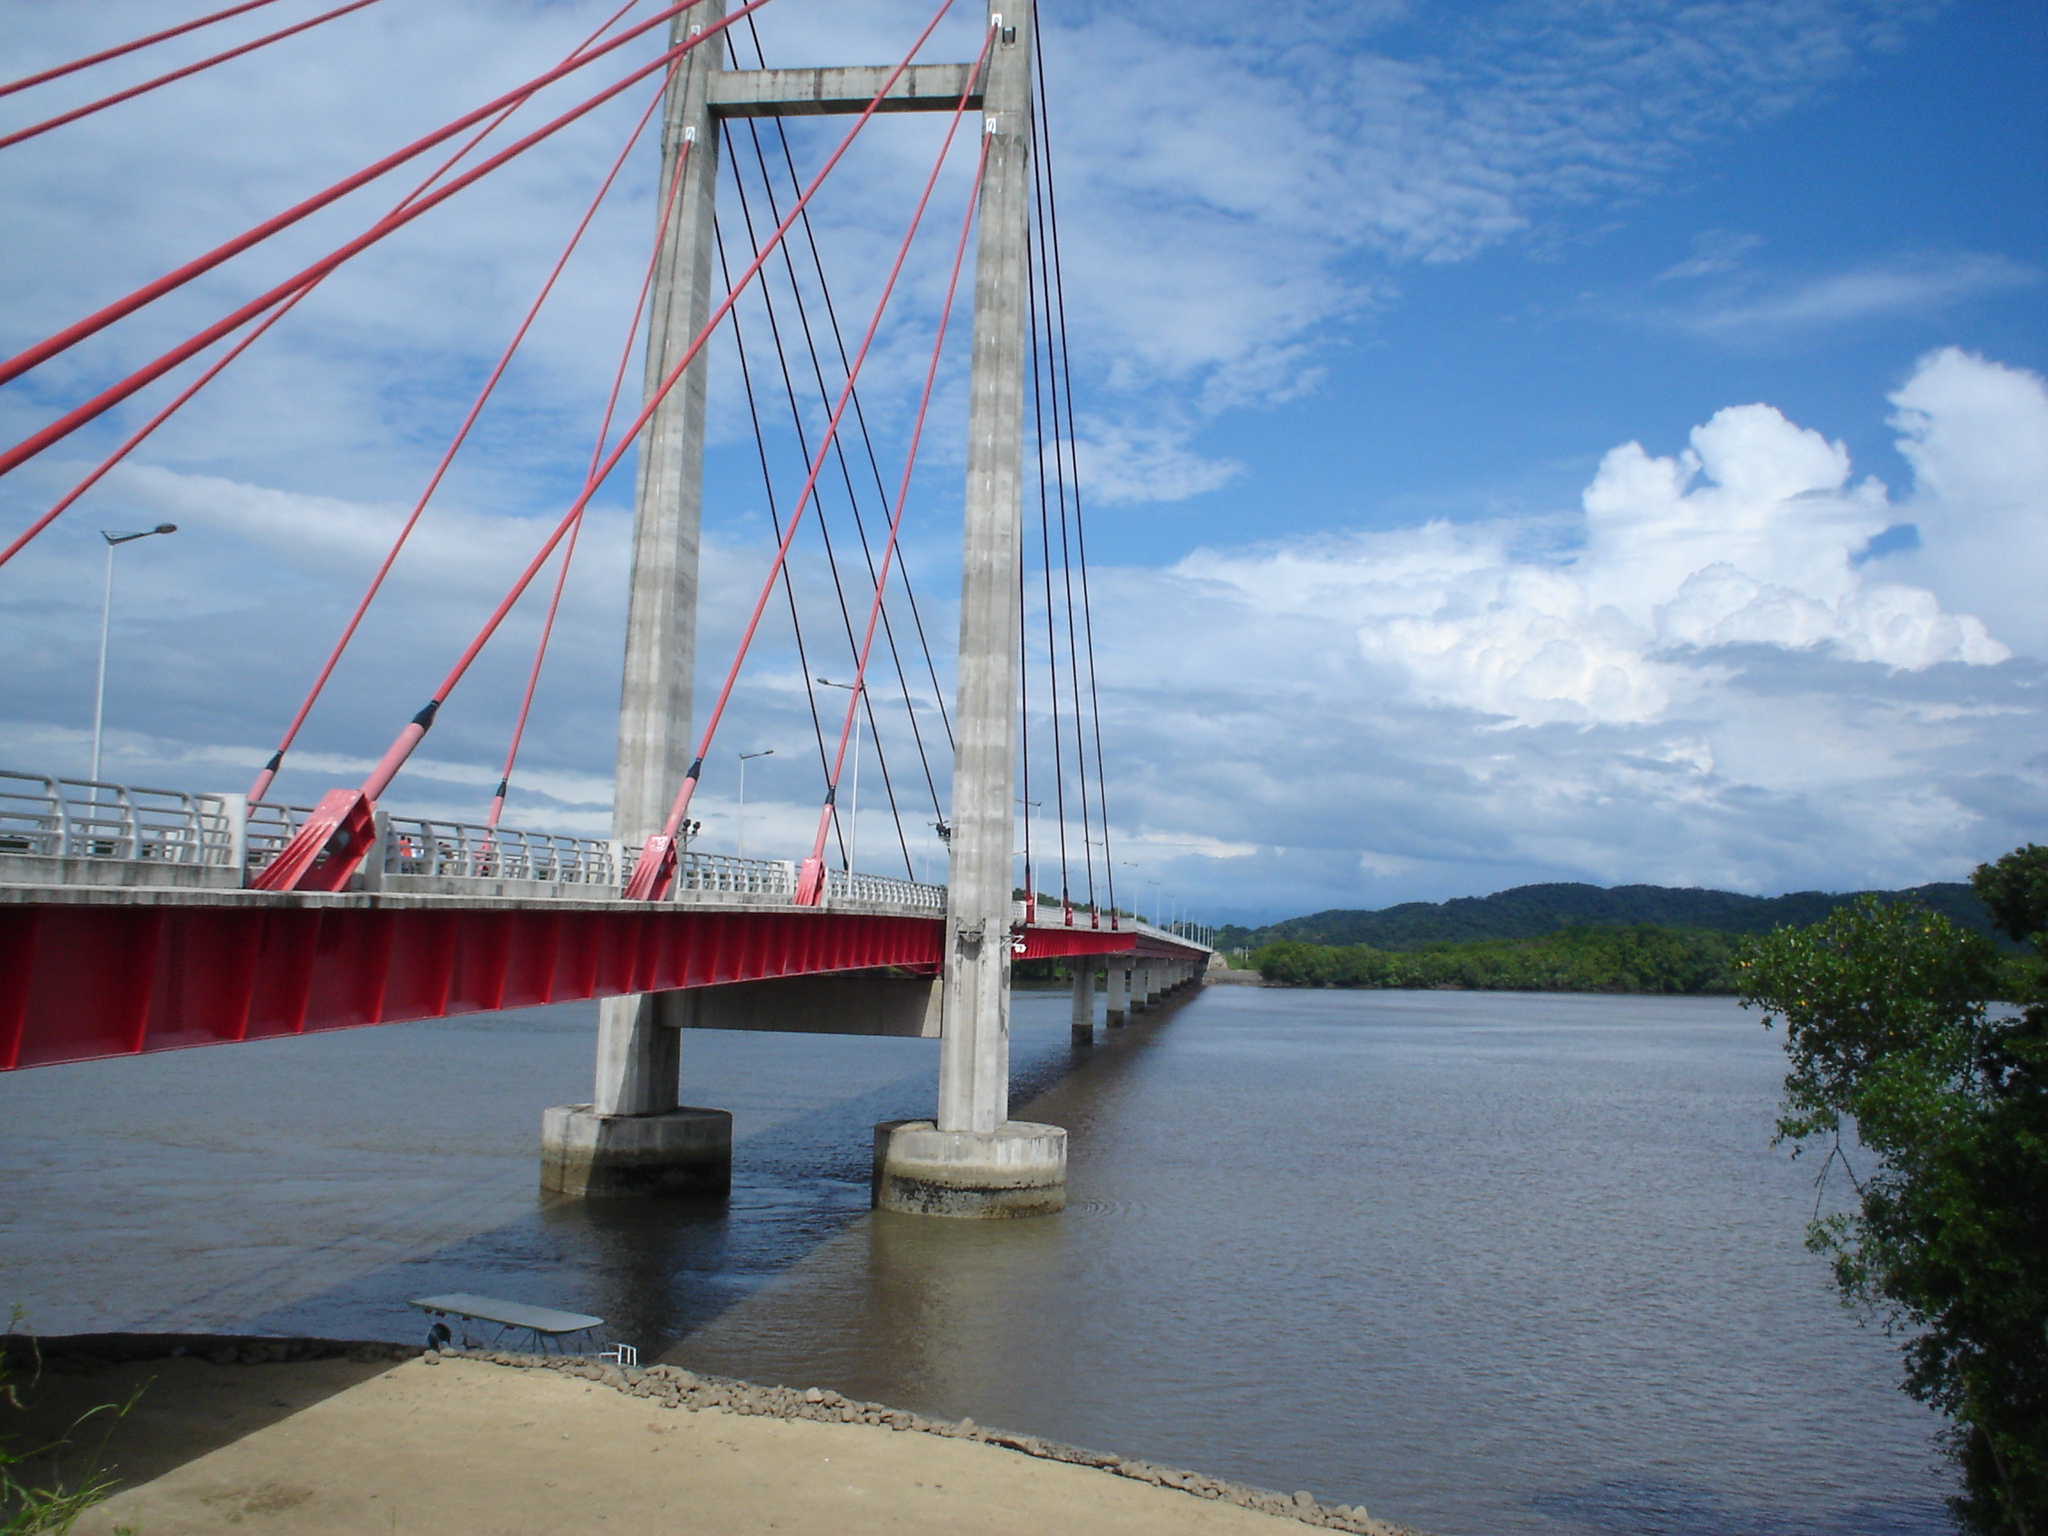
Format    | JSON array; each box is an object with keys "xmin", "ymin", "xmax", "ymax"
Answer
[
  {"xmin": 1017, "ymin": 796, "xmax": 1041, "ymax": 905},
  {"xmin": 736, "ymin": 748, "xmax": 773, "ymax": 859},
  {"xmin": 91, "ymin": 523, "xmax": 177, "ymax": 784},
  {"xmin": 816, "ymin": 677, "xmax": 865, "ymax": 871}
]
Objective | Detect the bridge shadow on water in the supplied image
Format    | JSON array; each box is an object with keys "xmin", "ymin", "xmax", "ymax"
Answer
[{"xmin": 237, "ymin": 985, "xmax": 1200, "ymax": 1365}]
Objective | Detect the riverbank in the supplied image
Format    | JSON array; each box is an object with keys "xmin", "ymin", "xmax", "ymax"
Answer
[{"xmin": 6, "ymin": 1336, "xmax": 1418, "ymax": 1535}]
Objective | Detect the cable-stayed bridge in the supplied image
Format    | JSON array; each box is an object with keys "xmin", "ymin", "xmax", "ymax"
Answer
[{"xmin": 0, "ymin": 0, "xmax": 1212, "ymax": 1215}]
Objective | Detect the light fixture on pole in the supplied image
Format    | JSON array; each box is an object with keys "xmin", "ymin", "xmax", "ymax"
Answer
[
  {"xmin": 816, "ymin": 677, "xmax": 865, "ymax": 872},
  {"xmin": 91, "ymin": 523, "xmax": 177, "ymax": 784},
  {"xmin": 736, "ymin": 748, "xmax": 773, "ymax": 859},
  {"xmin": 1017, "ymin": 796, "xmax": 1041, "ymax": 906}
]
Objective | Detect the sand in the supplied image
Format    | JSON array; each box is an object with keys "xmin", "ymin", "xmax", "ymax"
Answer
[{"xmin": 7, "ymin": 1348, "xmax": 1404, "ymax": 1536}]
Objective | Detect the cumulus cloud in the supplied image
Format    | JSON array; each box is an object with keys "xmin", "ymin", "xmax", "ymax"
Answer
[
  {"xmin": 1071, "ymin": 350, "xmax": 2042, "ymax": 915},
  {"xmin": 1878, "ymin": 347, "xmax": 2048, "ymax": 657},
  {"xmin": 1175, "ymin": 354, "xmax": 2021, "ymax": 732}
]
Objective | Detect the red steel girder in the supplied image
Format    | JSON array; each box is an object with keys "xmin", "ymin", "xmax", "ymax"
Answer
[
  {"xmin": 1012, "ymin": 924, "xmax": 1209, "ymax": 962},
  {"xmin": 0, "ymin": 901, "xmax": 943, "ymax": 1071}
]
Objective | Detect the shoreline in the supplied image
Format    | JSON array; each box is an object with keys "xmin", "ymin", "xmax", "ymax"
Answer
[{"xmin": 6, "ymin": 1333, "xmax": 1424, "ymax": 1535}]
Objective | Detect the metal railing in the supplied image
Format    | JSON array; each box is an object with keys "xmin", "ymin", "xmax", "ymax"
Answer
[
  {"xmin": 0, "ymin": 770, "xmax": 237, "ymax": 865},
  {"xmin": 382, "ymin": 816, "xmax": 619, "ymax": 886},
  {"xmin": 244, "ymin": 798, "xmax": 309, "ymax": 873},
  {"xmin": 824, "ymin": 867, "xmax": 948, "ymax": 911},
  {"xmin": 668, "ymin": 849, "xmax": 797, "ymax": 898},
  {"xmin": 6, "ymin": 770, "xmax": 951, "ymax": 913}
]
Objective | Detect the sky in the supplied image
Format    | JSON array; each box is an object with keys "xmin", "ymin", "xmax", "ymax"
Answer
[{"xmin": 1, "ymin": 0, "xmax": 2043, "ymax": 928}]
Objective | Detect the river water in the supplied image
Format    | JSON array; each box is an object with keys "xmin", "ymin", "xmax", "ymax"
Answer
[{"xmin": 0, "ymin": 985, "xmax": 1950, "ymax": 1534}]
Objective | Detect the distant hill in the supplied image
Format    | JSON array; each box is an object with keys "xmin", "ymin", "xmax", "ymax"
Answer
[{"xmin": 1215, "ymin": 881, "xmax": 1999, "ymax": 952}]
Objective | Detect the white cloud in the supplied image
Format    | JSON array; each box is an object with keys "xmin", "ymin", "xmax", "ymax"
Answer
[
  {"xmin": 1878, "ymin": 348, "xmax": 2048, "ymax": 657},
  {"xmin": 1069, "ymin": 350, "xmax": 2041, "ymax": 914},
  {"xmin": 1173, "ymin": 361, "xmax": 2016, "ymax": 733},
  {"xmin": 1658, "ymin": 254, "xmax": 2036, "ymax": 340}
]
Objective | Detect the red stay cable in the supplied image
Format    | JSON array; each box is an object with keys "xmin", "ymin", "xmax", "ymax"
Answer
[
  {"xmin": 249, "ymin": 0, "xmax": 956, "ymax": 895},
  {"xmin": 795, "ymin": 118, "xmax": 991, "ymax": 903},
  {"xmin": 0, "ymin": 0, "xmax": 649, "ymax": 574},
  {"xmin": 245, "ymin": 78, "xmax": 675, "ymax": 806},
  {"xmin": 0, "ymin": 0, "xmax": 708, "ymax": 392},
  {"xmin": 0, "ymin": 1, "xmax": 760, "ymax": 483},
  {"xmin": 0, "ymin": 0, "xmax": 387, "ymax": 153},
  {"xmin": 487, "ymin": 108, "xmax": 701, "ymax": 831},
  {"xmin": 0, "ymin": 0, "xmax": 289, "ymax": 100}
]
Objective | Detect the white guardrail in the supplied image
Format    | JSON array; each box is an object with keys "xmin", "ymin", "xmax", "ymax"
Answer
[
  {"xmin": 4, "ymin": 769, "xmax": 948, "ymax": 910},
  {"xmin": 0, "ymin": 771, "xmax": 237, "ymax": 864}
]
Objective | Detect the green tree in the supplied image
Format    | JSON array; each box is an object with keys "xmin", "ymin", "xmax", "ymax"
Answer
[{"xmin": 1739, "ymin": 846, "xmax": 2048, "ymax": 1535}]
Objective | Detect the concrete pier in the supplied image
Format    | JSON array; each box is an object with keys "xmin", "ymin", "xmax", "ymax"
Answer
[
  {"xmin": 1069, "ymin": 965, "xmax": 1093, "ymax": 1045},
  {"xmin": 873, "ymin": 0, "xmax": 1059, "ymax": 1218},
  {"xmin": 873, "ymin": 1119, "xmax": 1066, "ymax": 1218},
  {"xmin": 1106, "ymin": 963, "xmax": 1128, "ymax": 1025},
  {"xmin": 540, "ymin": 1102, "xmax": 732, "ymax": 1199},
  {"xmin": 543, "ymin": 1, "xmax": 730, "ymax": 1199}
]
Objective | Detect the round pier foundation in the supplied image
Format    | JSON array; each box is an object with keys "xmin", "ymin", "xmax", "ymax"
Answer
[
  {"xmin": 540, "ymin": 1104, "xmax": 732, "ymax": 1199},
  {"xmin": 872, "ymin": 1119, "xmax": 1067, "ymax": 1217}
]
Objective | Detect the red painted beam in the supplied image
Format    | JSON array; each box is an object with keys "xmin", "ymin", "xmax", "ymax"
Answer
[
  {"xmin": 0, "ymin": 897, "xmax": 1208, "ymax": 1071},
  {"xmin": 1013, "ymin": 925, "xmax": 1207, "ymax": 962},
  {"xmin": 0, "ymin": 901, "xmax": 943, "ymax": 1071}
]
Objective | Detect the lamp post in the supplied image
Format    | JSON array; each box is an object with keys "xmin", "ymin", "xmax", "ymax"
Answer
[
  {"xmin": 816, "ymin": 678, "xmax": 864, "ymax": 872},
  {"xmin": 90, "ymin": 523, "xmax": 177, "ymax": 784},
  {"xmin": 736, "ymin": 748, "xmax": 773, "ymax": 859},
  {"xmin": 1017, "ymin": 796, "xmax": 1041, "ymax": 906},
  {"xmin": 1147, "ymin": 879, "xmax": 1162, "ymax": 928}
]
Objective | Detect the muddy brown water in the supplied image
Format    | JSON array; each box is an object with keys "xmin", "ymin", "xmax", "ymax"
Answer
[{"xmin": 0, "ymin": 986, "xmax": 1948, "ymax": 1534}]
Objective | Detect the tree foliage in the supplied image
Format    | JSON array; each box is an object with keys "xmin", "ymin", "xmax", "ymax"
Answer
[
  {"xmin": 1216, "ymin": 879, "xmax": 2003, "ymax": 953},
  {"xmin": 1739, "ymin": 846, "xmax": 2048, "ymax": 1536},
  {"xmin": 1251, "ymin": 924, "xmax": 1740, "ymax": 994}
]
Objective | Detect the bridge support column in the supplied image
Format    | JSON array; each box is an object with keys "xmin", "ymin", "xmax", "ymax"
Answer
[
  {"xmin": 875, "ymin": 0, "xmax": 1062, "ymax": 1218},
  {"xmin": 546, "ymin": 1, "xmax": 732, "ymax": 1201},
  {"xmin": 541, "ymin": 994, "xmax": 731, "ymax": 1198},
  {"xmin": 1069, "ymin": 964, "xmax": 1093, "ymax": 1045},
  {"xmin": 1105, "ymin": 963, "xmax": 1128, "ymax": 1025}
]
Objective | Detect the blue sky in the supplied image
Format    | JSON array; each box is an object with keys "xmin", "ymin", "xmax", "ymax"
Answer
[{"xmin": 1, "ymin": 0, "xmax": 2043, "ymax": 927}]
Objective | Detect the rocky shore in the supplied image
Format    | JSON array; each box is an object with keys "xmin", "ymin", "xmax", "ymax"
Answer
[{"xmin": 7, "ymin": 1333, "xmax": 1423, "ymax": 1535}]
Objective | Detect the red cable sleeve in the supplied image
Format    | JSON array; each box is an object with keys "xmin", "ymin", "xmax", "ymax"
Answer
[
  {"xmin": 0, "ymin": 0, "xmax": 289, "ymax": 100},
  {"xmin": 246, "ymin": 84, "xmax": 674, "ymax": 806},
  {"xmin": 488, "ymin": 104, "xmax": 700, "ymax": 826},
  {"xmin": 0, "ymin": 4, "xmax": 751, "ymax": 484},
  {"xmin": 0, "ymin": 0, "xmax": 389, "ymax": 154},
  {"xmin": 800, "ymin": 116, "xmax": 991, "ymax": 880},
  {"xmin": 0, "ymin": 0, "xmax": 648, "ymax": 576},
  {"xmin": 0, "ymin": 0, "xmax": 707, "ymax": 390},
  {"xmin": 351, "ymin": 0, "xmax": 956, "ymax": 806}
]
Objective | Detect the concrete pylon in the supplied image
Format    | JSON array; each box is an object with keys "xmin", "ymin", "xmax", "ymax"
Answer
[
  {"xmin": 874, "ymin": 0, "xmax": 1065, "ymax": 1218},
  {"xmin": 1105, "ymin": 963, "xmax": 1128, "ymax": 1025},
  {"xmin": 543, "ymin": 4, "xmax": 731, "ymax": 1200},
  {"xmin": 1069, "ymin": 964, "xmax": 1093, "ymax": 1045}
]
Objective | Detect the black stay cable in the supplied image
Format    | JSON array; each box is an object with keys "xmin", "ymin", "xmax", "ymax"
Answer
[
  {"xmin": 1034, "ymin": 26, "xmax": 1118, "ymax": 922},
  {"xmin": 1018, "ymin": 542, "xmax": 1033, "ymax": 903},
  {"xmin": 743, "ymin": 13, "xmax": 957, "ymax": 761},
  {"xmin": 731, "ymin": 111, "xmax": 932, "ymax": 868},
  {"xmin": 724, "ymin": 120, "xmax": 916, "ymax": 878},
  {"xmin": 715, "ymin": 218, "xmax": 849, "ymax": 870},
  {"xmin": 1026, "ymin": 241, "xmax": 1073, "ymax": 915},
  {"xmin": 1030, "ymin": 116, "xmax": 1097, "ymax": 920}
]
